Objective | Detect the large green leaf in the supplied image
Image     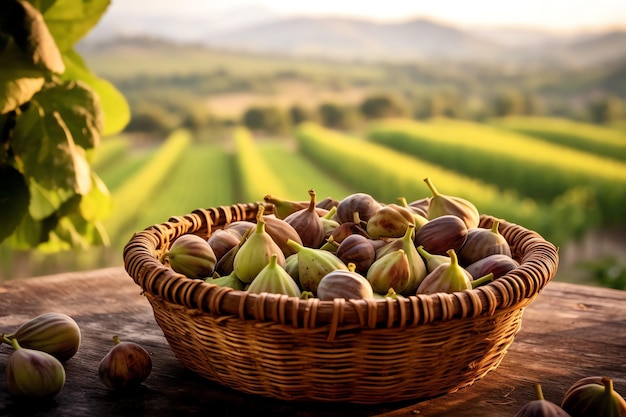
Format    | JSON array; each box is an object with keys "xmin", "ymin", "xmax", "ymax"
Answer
[
  {"xmin": 12, "ymin": 100, "xmax": 92, "ymax": 196},
  {"xmin": 27, "ymin": 177, "xmax": 74, "ymax": 219},
  {"xmin": 32, "ymin": 79, "xmax": 103, "ymax": 149},
  {"xmin": 0, "ymin": 37, "xmax": 45, "ymax": 113},
  {"xmin": 1, "ymin": 0, "xmax": 64, "ymax": 73},
  {"xmin": 62, "ymin": 49, "xmax": 130, "ymax": 135},
  {"xmin": 34, "ymin": 0, "xmax": 111, "ymax": 52},
  {"xmin": 0, "ymin": 165, "xmax": 30, "ymax": 242}
]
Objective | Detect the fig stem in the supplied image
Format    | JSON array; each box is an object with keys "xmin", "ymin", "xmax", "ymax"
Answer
[
  {"xmin": 602, "ymin": 377, "xmax": 614, "ymax": 395},
  {"xmin": 112, "ymin": 335, "xmax": 122, "ymax": 345},
  {"xmin": 490, "ymin": 219, "xmax": 501, "ymax": 234},
  {"xmin": 471, "ymin": 273, "xmax": 495, "ymax": 288},
  {"xmin": 10, "ymin": 337, "xmax": 21, "ymax": 350},
  {"xmin": 533, "ymin": 384, "xmax": 545, "ymax": 401},
  {"xmin": 423, "ymin": 177, "xmax": 440, "ymax": 197}
]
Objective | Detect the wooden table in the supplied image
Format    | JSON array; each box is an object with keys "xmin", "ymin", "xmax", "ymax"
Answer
[{"xmin": 0, "ymin": 266, "xmax": 624, "ymax": 416}]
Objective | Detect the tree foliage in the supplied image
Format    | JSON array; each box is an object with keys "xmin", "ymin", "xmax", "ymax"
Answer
[{"xmin": 0, "ymin": 0, "xmax": 130, "ymax": 250}]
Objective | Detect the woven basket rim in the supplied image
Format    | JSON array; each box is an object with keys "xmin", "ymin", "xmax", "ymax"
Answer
[{"xmin": 123, "ymin": 201, "xmax": 559, "ymax": 332}]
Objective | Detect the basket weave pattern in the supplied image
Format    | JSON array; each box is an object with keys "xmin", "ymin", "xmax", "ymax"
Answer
[{"xmin": 123, "ymin": 202, "xmax": 559, "ymax": 404}]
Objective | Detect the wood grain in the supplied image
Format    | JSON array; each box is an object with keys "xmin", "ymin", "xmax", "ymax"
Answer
[{"xmin": 0, "ymin": 267, "xmax": 624, "ymax": 416}]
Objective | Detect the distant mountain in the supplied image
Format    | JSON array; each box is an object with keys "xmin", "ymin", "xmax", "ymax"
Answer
[
  {"xmin": 204, "ymin": 16, "xmax": 506, "ymax": 61},
  {"xmin": 81, "ymin": 11, "xmax": 626, "ymax": 67}
]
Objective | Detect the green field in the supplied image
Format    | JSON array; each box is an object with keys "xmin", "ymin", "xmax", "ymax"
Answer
[{"xmin": 1, "ymin": 117, "xmax": 625, "ymax": 288}]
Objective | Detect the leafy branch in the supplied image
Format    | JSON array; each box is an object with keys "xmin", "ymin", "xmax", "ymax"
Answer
[{"xmin": 0, "ymin": 0, "xmax": 129, "ymax": 251}]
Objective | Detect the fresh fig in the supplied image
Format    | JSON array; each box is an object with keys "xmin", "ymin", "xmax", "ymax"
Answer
[
  {"xmin": 335, "ymin": 192, "xmax": 382, "ymax": 224},
  {"xmin": 423, "ymin": 177, "xmax": 480, "ymax": 229},
  {"xmin": 321, "ymin": 206, "xmax": 340, "ymax": 237},
  {"xmin": 515, "ymin": 384, "xmax": 571, "ymax": 416},
  {"xmin": 457, "ymin": 219, "xmax": 512, "ymax": 267},
  {"xmin": 98, "ymin": 336, "xmax": 152, "ymax": 390},
  {"xmin": 207, "ymin": 229, "xmax": 241, "ymax": 262},
  {"xmin": 408, "ymin": 196, "xmax": 431, "ymax": 218},
  {"xmin": 413, "ymin": 214, "xmax": 468, "ymax": 256},
  {"xmin": 416, "ymin": 249, "xmax": 493, "ymax": 294},
  {"xmin": 233, "ymin": 205, "xmax": 286, "ymax": 284},
  {"xmin": 561, "ymin": 376, "xmax": 626, "ymax": 417},
  {"xmin": 2, "ymin": 312, "xmax": 81, "ymax": 362},
  {"xmin": 317, "ymin": 263, "xmax": 375, "ymax": 301},
  {"xmin": 204, "ymin": 270, "xmax": 246, "ymax": 290},
  {"xmin": 286, "ymin": 238, "xmax": 348, "ymax": 295},
  {"xmin": 224, "ymin": 220, "xmax": 256, "ymax": 238},
  {"xmin": 397, "ymin": 196, "xmax": 429, "ymax": 230},
  {"xmin": 329, "ymin": 211, "xmax": 370, "ymax": 244},
  {"xmin": 262, "ymin": 213, "xmax": 303, "ymax": 257},
  {"xmin": 163, "ymin": 234, "xmax": 217, "ymax": 279},
  {"xmin": 6, "ymin": 338, "xmax": 66, "ymax": 398},
  {"xmin": 263, "ymin": 194, "xmax": 328, "ymax": 219},
  {"xmin": 214, "ymin": 227, "xmax": 253, "ymax": 276},
  {"xmin": 283, "ymin": 189, "xmax": 326, "ymax": 248},
  {"xmin": 366, "ymin": 248, "xmax": 411, "ymax": 295},
  {"xmin": 366, "ymin": 203, "xmax": 415, "ymax": 239},
  {"xmin": 416, "ymin": 245, "xmax": 450, "ymax": 274},
  {"xmin": 335, "ymin": 233, "xmax": 376, "ymax": 275},
  {"xmin": 247, "ymin": 254, "xmax": 302, "ymax": 297},
  {"xmin": 374, "ymin": 223, "xmax": 427, "ymax": 295},
  {"xmin": 465, "ymin": 253, "xmax": 519, "ymax": 280}
]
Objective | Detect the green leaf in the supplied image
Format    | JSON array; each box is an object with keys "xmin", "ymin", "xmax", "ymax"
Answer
[
  {"xmin": 0, "ymin": 165, "xmax": 30, "ymax": 243},
  {"xmin": 0, "ymin": 0, "xmax": 65, "ymax": 73},
  {"xmin": 31, "ymin": 79, "xmax": 103, "ymax": 149},
  {"xmin": 36, "ymin": 0, "xmax": 111, "ymax": 52},
  {"xmin": 6, "ymin": 210, "xmax": 44, "ymax": 248},
  {"xmin": 61, "ymin": 49, "xmax": 130, "ymax": 135},
  {"xmin": 12, "ymin": 98, "xmax": 93, "ymax": 196},
  {"xmin": 28, "ymin": 178, "xmax": 74, "ymax": 219},
  {"xmin": 0, "ymin": 38, "xmax": 45, "ymax": 113},
  {"xmin": 79, "ymin": 172, "xmax": 112, "ymax": 221}
]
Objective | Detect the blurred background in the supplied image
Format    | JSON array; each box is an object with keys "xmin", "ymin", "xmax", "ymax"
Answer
[{"xmin": 1, "ymin": 0, "xmax": 625, "ymax": 289}]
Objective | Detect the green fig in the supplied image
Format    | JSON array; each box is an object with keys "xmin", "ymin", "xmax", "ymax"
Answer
[
  {"xmin": 321, "ymin": 206, "xmax": 340, "ymax": 237},
  {"xmin": 263, "ymin": 194, "xmax": 310, "ymax": 219},
  {"xmin": 214, "ymin": 227, "xmax": 253, "ymax": 276},
  {"xmin": 283, "ymin": 189, "xmax": 326, "ymax": 249},
  {"xmin": 561, "ymin": 376, "xmax": 626, "ymax": 417},
  {"xmin": 2, "ymin": 312, "xmax": 81, "ymax": 362},
  {"xmin": 98, "ymin": 336, "xmax": 152, "ymax": 390},
  {"xmin": 233, "ymin": 205, "xmax": 286, "ymax": 284},
  {"xmin": 204, "ymin": 270, "xmax": 246, "ymax": 291},
  {"xmin": 6, "ymin": 338, "xmax": 66, "ymax": 398},
  {"xmin": 366, "ymin": 248, "xmax": 411, "ymax": 295},
  {"xmin": 163, "ymin": 234, "xmax": 217, "ymax": 279},
  {"xmin": 284, "ymin": 253, "xmax": 300, "ymax": 283},
  {"xmin": 374, "ymin": 223, "xmax": 427, "ymax": 295},
  {"xmin": 317, "ymin": 263, "xmax": 375, "ymax": 301},
  {"xmin": 515, "ymin": 384, "xmax": 571, "ymax": 417},
  {"xmin": 416, "ymin": 249, "xmax": 492, "ymax": 294},
  {"xmin": 423, "ymin": 177, "xmax": 480, "ymax": 229},
  {"xmin": 416, "ymin": 245, "xmax": 451, "ymax": 274},
  {"xmin": 397, "ymin": 196, "xmax": 429, "ymax": 230},
  {"xmin": 247, "ymin": 254, "xmax": 302, "ymax": 297},
  {"xmin": 286, "ymin": 238, "xmax": 348, "ymax": 295}
]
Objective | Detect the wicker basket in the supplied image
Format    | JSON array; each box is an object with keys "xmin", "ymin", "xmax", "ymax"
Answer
[{"xmin": 123, "ymin": 201, "xmax": 559, "ymax": 404}]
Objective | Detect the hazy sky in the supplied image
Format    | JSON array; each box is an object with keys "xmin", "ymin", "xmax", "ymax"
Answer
[{"xmin": 110, "ymin": 0, "xmax": 626, "ymax": 31}]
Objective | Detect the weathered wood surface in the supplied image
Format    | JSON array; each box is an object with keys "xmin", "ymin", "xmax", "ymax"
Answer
[{"xmin": 0, "ymin": 267, "xmax": 624, "ymax": 416}]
